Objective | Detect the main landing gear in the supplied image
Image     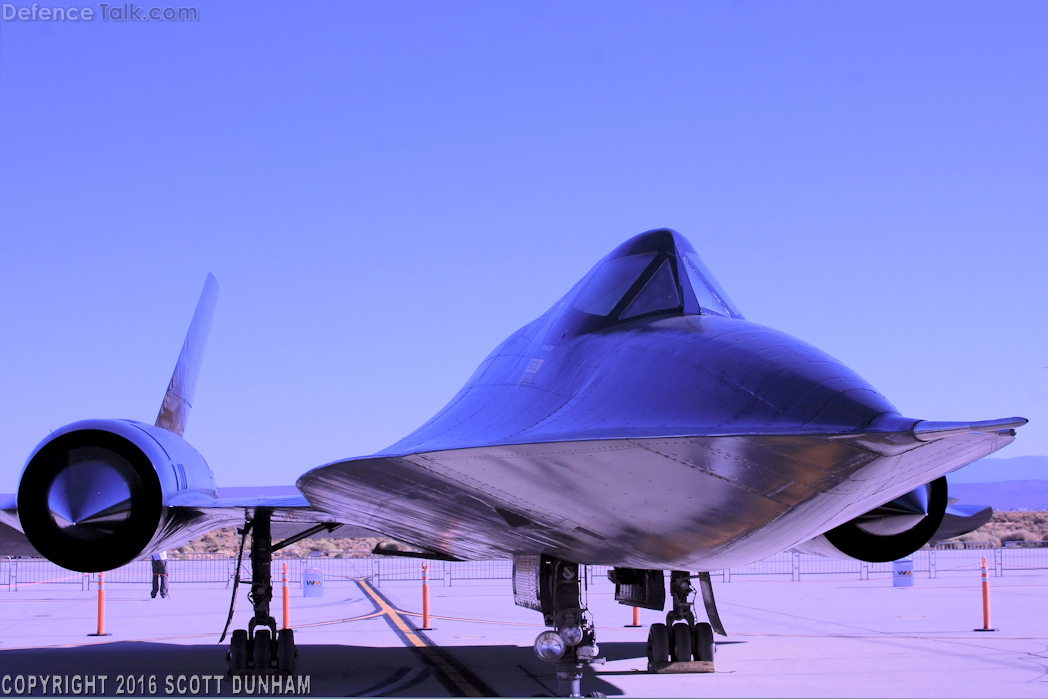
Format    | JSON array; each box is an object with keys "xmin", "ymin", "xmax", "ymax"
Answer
[
  {"xmin": 645, "ymin": 571, "xmax": 715, "ymax": 671},
  {"xmin": 224, "ymin": 510, "xmax": 297, "ymax": 675}
]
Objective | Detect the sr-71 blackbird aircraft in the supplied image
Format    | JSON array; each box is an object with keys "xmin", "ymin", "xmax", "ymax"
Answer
[{"xmin": 0, "ymin": 229, "xmax": 1025, "ymax": 697}]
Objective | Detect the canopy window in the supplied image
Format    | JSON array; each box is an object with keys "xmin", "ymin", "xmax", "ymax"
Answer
[
  {"xmin": 621, "ymin": 259, "xmax": 680, "ymax": 319},
  {"xmin": 572, "ymin": 252, "xmax": 657, "ymax": 316},
  {"xmin": 681, "ymin": 250, "xmax": 742, "ymax": 318}
]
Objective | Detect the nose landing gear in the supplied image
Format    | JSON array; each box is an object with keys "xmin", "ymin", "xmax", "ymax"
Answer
[{"xmin": 523, "ymin": 556, "xmax": 606, "ymax": 697}]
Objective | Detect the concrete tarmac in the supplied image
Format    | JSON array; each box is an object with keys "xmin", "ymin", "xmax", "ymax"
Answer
[{"xmin": 1, "ymin": 570, "xmax": 1046, "ymax": 697}]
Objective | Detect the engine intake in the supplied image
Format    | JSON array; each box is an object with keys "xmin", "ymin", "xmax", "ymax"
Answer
[
  {"xmin": 17, "ymin": 419, "xmax": 217, "ymax": 572},
  {"xmin": 818, "ymin": 477, "xmax": 948, "ymax": 563},
  {"xmin": 19, "ymin": 429, "xmax": 163, "ymax": 571}
]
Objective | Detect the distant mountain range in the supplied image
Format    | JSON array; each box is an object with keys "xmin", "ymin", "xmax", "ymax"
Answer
[
  {"xmin": 948, "ymin": 481, "xmax": 1048, "ymax": 512},
  {"xmin": 947, "ymin": 455, "xmax": 1048, "ymax": 511},
  {"xmin": 947, "ymin": 455, "xmax": 1048, "ymax": 483}
]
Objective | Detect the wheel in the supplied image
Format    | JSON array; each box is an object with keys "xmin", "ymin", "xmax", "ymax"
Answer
[
  {"xmin": 646, "ymin": 623, "xmax": 669, "ymax": 671},
  {"xmin": 229, "ymin": 630, "xmax": 248, "ymax": 672},
  {"xmin": 693, "ymin": 622, "xmax": 715, "ymax": 662},
  {"xmin": 253, "ymin": 628, "xmax": 272, "ymax": 670},
  {"xmin": 277, "ymin": 629, "xmax": 297, "ymax": 674},
  {"xmin": 671, "ymin": 623, "xmax": 693, "ymax": 662}
]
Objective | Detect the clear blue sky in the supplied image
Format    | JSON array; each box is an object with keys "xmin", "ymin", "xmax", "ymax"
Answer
[{"xmin": 1, "ymin": 2, "xmax": 1045, "ymax": 492}]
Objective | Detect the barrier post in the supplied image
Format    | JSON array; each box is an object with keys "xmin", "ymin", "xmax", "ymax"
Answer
[
  {"xmin": 974, "ymin": 556, "xmax": 996, "ymax": 632},
  {"xmin": 282, "ymin": 562, "xmax": 291, "ymax": 629},
  {"xmin": 88, "ymin": 572, "xmax": 112, "ymax": 636},
  {"xmin": 421, "ymin": 561, "xmax": 432, "ymax": 630},
  {"xmin": 625, "ymin": 606, "xmax": 641, "ymax": 628}
]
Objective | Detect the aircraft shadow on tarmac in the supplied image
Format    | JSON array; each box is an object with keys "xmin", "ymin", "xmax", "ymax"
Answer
[{"xmin": 0, "ymin": 641, "xmax": 674, "ymax": 696}]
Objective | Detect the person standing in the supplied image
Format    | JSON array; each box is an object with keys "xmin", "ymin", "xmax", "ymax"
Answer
[{"xmin": 151, "ymin": 550, "xmax": 170, "ymax": 598}]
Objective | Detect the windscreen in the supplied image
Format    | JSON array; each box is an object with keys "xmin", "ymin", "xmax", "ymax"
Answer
[
  {"xmin": 681, "ymin": 251, "xmax": 742, "ymax": 318},
  {"xmin": 572, "ymin": 252, "xmax": 657, "ymax": 316},
  {"xmin": 621, "ymin": 259, "xmax": 680, "ymax": 319}
]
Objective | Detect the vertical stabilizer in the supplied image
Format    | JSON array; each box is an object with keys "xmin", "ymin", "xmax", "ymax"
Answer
[{"xmin": 156, "ymin": 273, "xmax": 219, "ymax": 436}]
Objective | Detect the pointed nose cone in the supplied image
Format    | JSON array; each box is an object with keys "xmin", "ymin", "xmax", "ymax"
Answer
[
  {"xmin": 853, "ymin": 483, "xmax": 933, "ymax": 536},
  {"xmin": 47, "ymin": 453, "xmax": 134, "ymax": 541}
]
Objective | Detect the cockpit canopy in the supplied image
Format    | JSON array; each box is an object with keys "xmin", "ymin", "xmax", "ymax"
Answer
[{"xmin": 570, "ymin": 229, "xmax": 741, "ymax": 325}]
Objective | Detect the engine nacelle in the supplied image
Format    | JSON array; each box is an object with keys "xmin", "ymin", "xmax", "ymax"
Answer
[
  {"xmin": 798, "ymin": 477, "xmax": 948, "ymax": 563},
  {"xmin": 16, "ymin": 419, "xmax": 217, "ymax": 572}
]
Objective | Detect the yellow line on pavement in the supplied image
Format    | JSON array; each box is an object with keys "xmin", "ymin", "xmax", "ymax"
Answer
[
  {"xmin": 295, "ymin": 610, "xmax": 386, "ymax": 628},
  {"xmin": 399, "ymin": 611, "xmax": 543, "ymax": 628},
  {"xmin": 356, "ymin": 578, "xmax": 486, "ymax": 698}
]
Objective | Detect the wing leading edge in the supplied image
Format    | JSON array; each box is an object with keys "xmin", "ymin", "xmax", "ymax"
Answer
[{"xmin": 297, "ymin": 416, "xmax": 1021, "ymax": 570}]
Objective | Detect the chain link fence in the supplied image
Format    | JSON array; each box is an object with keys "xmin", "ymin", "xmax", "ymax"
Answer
[{"xmin": 5, "ymin": 541, "xmax": 1047, "ymax": 591}]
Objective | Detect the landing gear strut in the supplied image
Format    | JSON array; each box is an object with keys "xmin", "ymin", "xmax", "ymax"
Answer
[
  {"xmin": 527, "ymin": 557, "xmax": 605, "ymax": 698},
  {"xmin": 645, "ymin": 571, "xmax": 715, "ymax": 670},
  {"xmin": 226, "ymin": 510, "xmax": 297, "ymax": 675}
]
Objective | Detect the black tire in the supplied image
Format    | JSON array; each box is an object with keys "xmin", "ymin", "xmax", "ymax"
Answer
[
  {"xmin": 253, "ymin": 628, "xmax": 272, "ymax": 670},
  {"xmin": 693, "ymin": 622, "xmax": 715, "ymax": 662},
  {"xmin": 646, "ymin": 623, "xmax": 669, "ymax": 671},
  {"xmin": 277, "ymin": 629, "xmax": 297, "ymax": 674},
  {"xmin": 672, "ymin": 623, "xmax": 693, "ymax": 662},
  {"xmin": 229, "ymin": 630, "xmax": 248, "ymax": 672}
]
